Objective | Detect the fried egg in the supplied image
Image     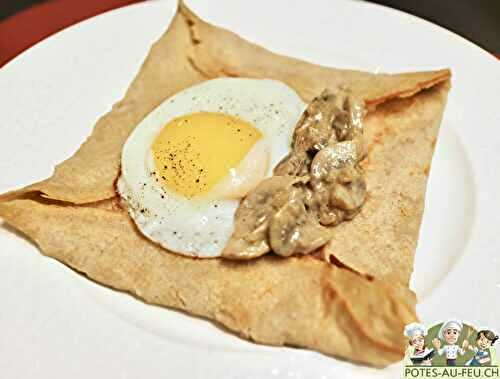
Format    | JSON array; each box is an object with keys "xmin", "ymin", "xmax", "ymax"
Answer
[{"xmin": 118, "ymin": 78, "xmax": 305, "ymax": 257}]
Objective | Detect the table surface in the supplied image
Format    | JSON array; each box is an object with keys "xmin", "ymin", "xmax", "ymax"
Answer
[
  {"xmin": 0, "ymin": 0, "xmax": 498, "ymax": 67},
  {"xmin": 0, "ymin": 0, "xmax": 143, "ymax": 67}
]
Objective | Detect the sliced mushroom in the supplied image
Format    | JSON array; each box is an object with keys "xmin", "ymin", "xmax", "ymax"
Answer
[
  {"xmin": 221, "ymin": 176, "xmax": 306, "ymax": 260},
  {"xmin": 269, "ymin": 198, "xmax": 333, "ymax": 257},
  {"xmin": 223, "ymin": 87, "xmax": 367, "ymax": 260}
]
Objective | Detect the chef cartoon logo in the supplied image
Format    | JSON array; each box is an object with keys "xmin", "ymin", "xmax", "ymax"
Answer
[{"xmin": 403, "ymin": 320, "xmax": 499, "ymax": 378}]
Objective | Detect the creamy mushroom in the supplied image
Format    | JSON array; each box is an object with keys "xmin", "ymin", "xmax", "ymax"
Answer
[{"xmin": 222, "ymin": 87, "xmax": 367, "ymax": 260}]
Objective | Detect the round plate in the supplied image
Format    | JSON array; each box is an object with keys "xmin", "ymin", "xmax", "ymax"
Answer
[{"xmin": 1, "ymin": 1, "xmax": 499, "ymax": 378}]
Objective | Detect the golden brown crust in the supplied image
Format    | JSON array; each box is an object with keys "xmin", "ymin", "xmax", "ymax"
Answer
[
  {"xmin": 0, "ymin": 2, "xmax": 449, "ymax": 205},
  {"xmin": 0, "ymin": 10, "xmax": 206, "ymax": 204},
  {"xmin": 322, "ymin": 82, "xmax": 451, "ymax": 285},
  {"xmin": 178, "ymin": 2, "xmax": 450, "ymax": 107},
  {"xmin": 0, "ymin": 2, "xmax": 452, "ymax": 366},
  {"xmin": 0, "ymin": 198, "xmax": 416, "ymax": 366}
]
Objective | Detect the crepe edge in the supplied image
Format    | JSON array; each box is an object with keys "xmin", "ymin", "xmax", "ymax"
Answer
[
  {"xmin": 0, "ymin": 198, "xmax": 417, "ymax": 367},
  {"xmin": 178, "ymin": 0, "xmax": 451, "ymax": 109},
  {"xmin": 0, "ymin": 1, "xmax": 450, "ymax": 205}
]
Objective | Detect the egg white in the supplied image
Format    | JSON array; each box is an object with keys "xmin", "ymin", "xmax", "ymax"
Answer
[{"xmin": 118, "ymin": 78, "xmax": 305, "ymax": 257}]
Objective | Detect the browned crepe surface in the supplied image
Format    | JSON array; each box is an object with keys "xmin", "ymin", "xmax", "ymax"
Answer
[{"xmin": 0, "ymin": 2, "xmax": 451, "ymax": 367}]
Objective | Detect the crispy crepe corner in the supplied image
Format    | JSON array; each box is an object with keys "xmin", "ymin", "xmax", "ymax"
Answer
[{"xmin": 0, "ymin": 2, "xmax": 451, "ymax": 367}]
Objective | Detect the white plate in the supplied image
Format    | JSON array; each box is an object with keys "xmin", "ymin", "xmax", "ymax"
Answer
[{"xmin": 1, "ymin": 1, "xmax": 499, "ymax": 378}]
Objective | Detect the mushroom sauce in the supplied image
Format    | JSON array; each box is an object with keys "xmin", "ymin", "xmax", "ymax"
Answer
[{"xmin": 222, "ymin": 88, "xmax": 367, "ymax": 260}]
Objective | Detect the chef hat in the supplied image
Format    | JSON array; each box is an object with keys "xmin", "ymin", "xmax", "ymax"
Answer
[
  {"xmin": 438, "ymin": 320, "xmax": 463, "ymax": 340},
  {"xmin": 404, "ymin": 323, "xmax": 428, "ymax": 340}
]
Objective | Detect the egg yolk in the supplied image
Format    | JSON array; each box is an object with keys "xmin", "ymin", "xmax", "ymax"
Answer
[{"xmin": 152, "ymin": 112, "xmax": 263, "ymax": 198}]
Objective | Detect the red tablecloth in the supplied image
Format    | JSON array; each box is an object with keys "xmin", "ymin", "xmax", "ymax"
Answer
[
  {"xmin": 0, "ymin": 0, "xmax": 498, "ymax": 67},
  {"xmin": 0, "ymin": 0, "xmax": 144, "ymax": 67}
]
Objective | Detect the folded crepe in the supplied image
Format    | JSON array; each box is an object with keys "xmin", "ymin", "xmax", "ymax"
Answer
[{"xmin": 0, "ymin": 2, "xmax": 451, "ymax": 367}]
